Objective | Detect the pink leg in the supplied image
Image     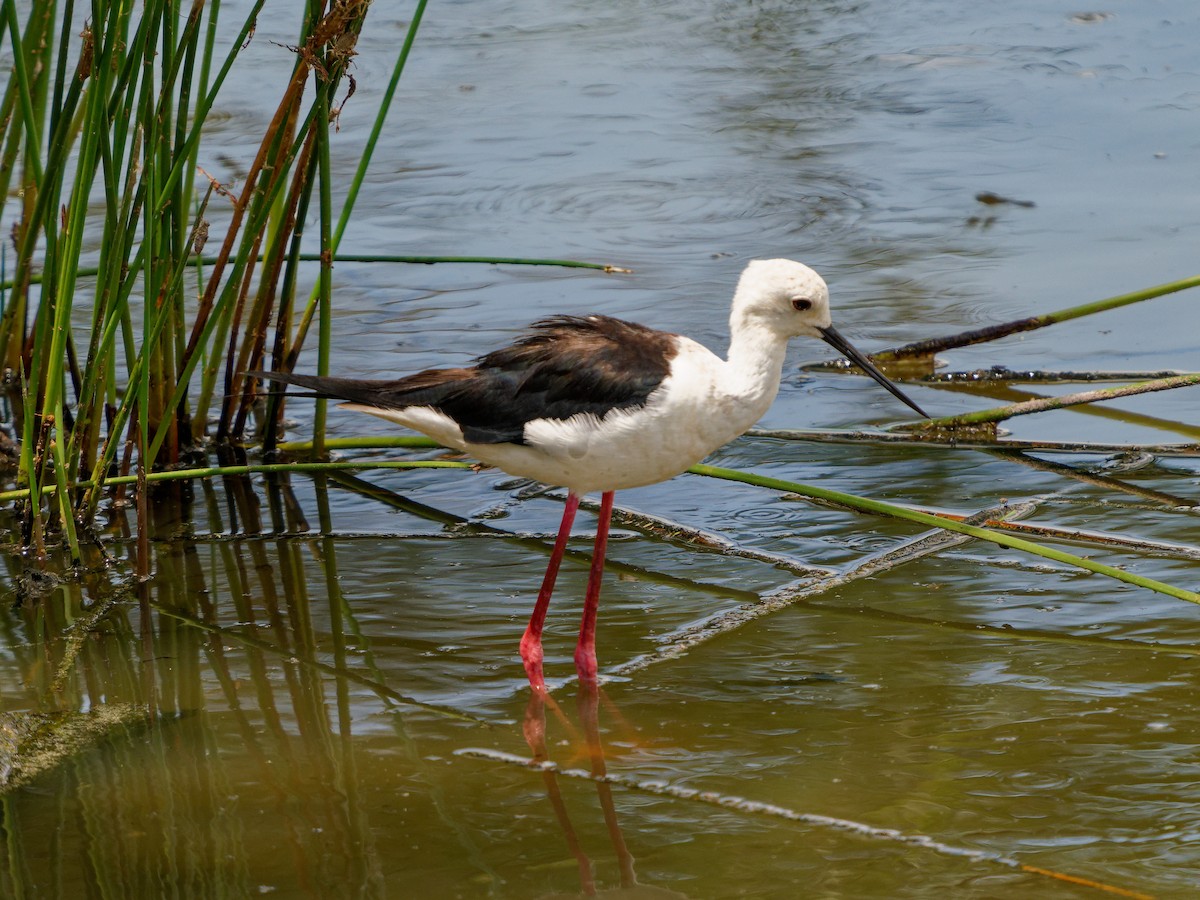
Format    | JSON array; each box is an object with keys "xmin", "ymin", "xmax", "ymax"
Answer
[
  {"xmin": 520, "ymin": 492, "xmax": 581, "ymax": 694},
  {"xmin": 574, "ymin": 491, "xmax": 614, "ymax": 684}
]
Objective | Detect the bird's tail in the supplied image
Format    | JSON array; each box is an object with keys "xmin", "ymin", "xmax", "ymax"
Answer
[
  {"xmin": 246, "ymin": 369, "xmax": 473, "ymax": 411},
  {"xmin": 247, "ymin": 371, "xmax": 394, "ymax": 405}
]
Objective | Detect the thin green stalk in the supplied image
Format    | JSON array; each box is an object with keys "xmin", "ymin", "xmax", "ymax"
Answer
[
  {"xmin": 169, "ymin": 4, "xmax": 203, "ymax": 234},
  {"xmin": 31, "ymin": 6, "xmax": 100, "ymax": 559},
  {"xmin": 288, "ymin": 0, "xmax": 425, "ymax": 358},
  {"xmin": 26, "ymin": 0, "xmax": 262, "ymax": 441},
  {"xmin": 312, "ymin": 254, "xmax": 626, "ymax": 270},
  {"xmin": 150, "ymin": 0, "xmax": 266, "ymax": 213},
  {"xmin": 262, "ymin": 149, "xmax": 322, "ymax": 451},
  {"xmin": 1037, "ymin": 274, "xmax": 1200, "ymax": 325},
  {"xmin": 100, "ymin": 0, "xmax": 155, "ymax": 126},
  {"xmin": 78, "ymin": 246, "xmax": 149, "ymax": 515},
  {"xmin": 47, "ymin": 0, "xmax": 73, "ymax": 145},
  {"xmin": 1, "ymin": 459, "xmax": 474, "ymax": 504},
  {"xmin": 174, "ymin": 95, "xmax": 361, "ymax": 442},
  {"xmin": 913, "ymin": 373, "xmax": 1200, "ymax": 430},
  {"xmin": 748, "ymin": 425, "xmax": 1200, "ymax": 457},
  {"xmin": 85, "ymin": 208, "xmax": 215, "ymax": 502},
  {"xmin": 135, "ymin": 0, "xmax": 164, "ymax": 580},
  {"xmin": 0, "ymin": 7, "xmax": 27, "ymax": 207},
  {"xmin": 194, "ymin": 1, "xmax": 220, "ymax": 130},
  {"xmin": 218, "ymin": 176, "xmax": 291, "ymax": 439},
  {"xmin": 6, "ymin": 8, "xmax": 97, "ymax": 382},
  {"xmin": 877, "ymin": 273, "xmax": 1200, "ymax": 362},
  {"xmin": 331, "ymin": 0, "xmax": 429, "ymax": 252},
  {"xmin": 182, "ymin": 35, "xmax": 314, "ymax": 372},
  {"xmin": 209, "ymin": 1, "xmax": 376, "ymax": 442},
  {"xmin": 688, "ymin": 463, "xmax": 1200, "ymax": 605},
  {"xmin": 188, "ymin": 87, "xmax": 314, "ymax": 429},
  {"xmin": 49, "ymin": 425, "xmax": 80, "ymax": 562},
  {"xmin": 0, "ymin": 254, "xmax": 623, "ymax": 292},
  {"xmin": 2, "ymin": 0, "xmax": 45, "ymax": 183},
  {"xmin": 45, "ymin": 97, "xmax": 94, "ymax": 554},
  {"xmin": 15, "ymin": 365, "xmax": 40, "ymax": 552},
  {"xmin": 224, "ymin": 123, "xmax": 323, "ymax": 443},
  {"xmin": 189, "ymin": 286, "xmax": 235, "ymax": 449},
  {"xmin": 67, "ymin": 104, "xmax": 148, "ymax": 481},
  {"xmin": 0, "ymin": 4, "xmax": 77, "ymax": 362},
  {"xmin": 43, "ymin": 44, "xmax": 102, "ymax": 418},
  {"xmin": 313, "ymin": 88, "xmax": 333, "ymax": 454},
  {"xmin": 24, "ymin": 434, "xmax": 1200, "ymax": 609}
]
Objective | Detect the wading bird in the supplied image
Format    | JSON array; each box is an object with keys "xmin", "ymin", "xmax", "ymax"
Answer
[{"xmin": 255, "ymin": 259, "xmax": 928, "ymax": 693}]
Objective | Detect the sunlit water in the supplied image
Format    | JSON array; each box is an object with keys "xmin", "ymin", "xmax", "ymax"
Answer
[{"xmin": 3, "ymin": 1, "xmax": 1200, "ymax": 897}]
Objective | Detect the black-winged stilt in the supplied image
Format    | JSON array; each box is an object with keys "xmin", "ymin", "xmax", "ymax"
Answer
[{"xmin": 256, "ymin": 259, "xmax": 928, "ymax": 693}]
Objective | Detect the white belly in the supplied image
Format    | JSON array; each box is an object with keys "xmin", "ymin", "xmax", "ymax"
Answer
[{"xmin": 472, "ymin": 406, "xmax": 720, "ymax": 494}]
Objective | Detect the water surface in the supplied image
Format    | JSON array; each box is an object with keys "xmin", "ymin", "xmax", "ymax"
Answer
[{"xmin": 3, "ymin": 1, "xmax": 1200, "ymax": 897}]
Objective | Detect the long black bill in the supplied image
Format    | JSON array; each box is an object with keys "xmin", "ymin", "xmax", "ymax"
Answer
[{"xmin": 818, "ymin": 325, "xmax": 930, "ymax": 419}]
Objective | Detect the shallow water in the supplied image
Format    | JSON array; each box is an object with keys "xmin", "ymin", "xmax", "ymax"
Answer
[{"xmin": 4, "ymin": 1, "xmax": 1200, "ymax": 897}]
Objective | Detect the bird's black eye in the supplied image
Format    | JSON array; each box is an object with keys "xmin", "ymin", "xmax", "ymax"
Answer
[{"xmin": 791, "ymin": 298, "xmax": 813, "ymax": 312}]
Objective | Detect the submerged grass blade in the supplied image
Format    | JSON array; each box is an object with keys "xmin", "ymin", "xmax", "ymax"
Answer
[
  {"xmin": 911, "ymin": 372, "xmax": 1200, "ymax": 431},
  {"xmin": 456, "ymin": 748, "xmax": 1154, "ymax": 900},
  {"xmin": 0, "ymin": 460, "xmax": 474, "ymax": 505},
  {"xmin": 687, "ymin": 463, "xmax": 1200, "ymax": 605},
  {"xmin": 748, "ymin": 426, "xmax": 1200, "ymax": 458}
]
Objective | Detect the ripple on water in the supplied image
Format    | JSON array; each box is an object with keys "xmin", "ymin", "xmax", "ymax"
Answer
[{"xmin": 11, "ymin": 2, "xmax": 1197, "ymax": 897}]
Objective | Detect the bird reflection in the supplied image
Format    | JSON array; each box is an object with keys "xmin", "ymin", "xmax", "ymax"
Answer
[{"xmin": 525, "ymin": 685, "xmax": 689, "ymax": 900}]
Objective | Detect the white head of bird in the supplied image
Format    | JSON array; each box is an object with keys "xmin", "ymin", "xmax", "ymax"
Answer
[
  {"xmin": 727, "ymin": 258, "xmax": 929, "ymax": 419},
  {"xmin": 729, "ymin": 258, "xmax": 832, "ymax": 339}
]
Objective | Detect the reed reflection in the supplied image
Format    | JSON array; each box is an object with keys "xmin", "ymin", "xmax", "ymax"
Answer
[{"xmin": 0, "ymin": 471, "xmax": 394, "ymax": 897}]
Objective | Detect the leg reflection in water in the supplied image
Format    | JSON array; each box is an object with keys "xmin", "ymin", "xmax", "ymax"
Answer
[{"xmin": 523, "ymin": 685, "xmax": 689, "ymax": 899}]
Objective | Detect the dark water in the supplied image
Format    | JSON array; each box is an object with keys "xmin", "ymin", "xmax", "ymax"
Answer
[{"xmin": 4, "ymin": 1, "xmax": 1200, "ymax": 897}]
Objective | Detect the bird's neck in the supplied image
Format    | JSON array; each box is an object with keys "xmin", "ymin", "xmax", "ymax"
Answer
[{"xmin": 723, "ymin": 315, "xmax": 789, "ymax": 413}]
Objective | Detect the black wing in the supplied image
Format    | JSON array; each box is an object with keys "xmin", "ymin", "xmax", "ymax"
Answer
[{"xmin": 253, "ymin": 315, "xmax": 678, "ymax": 444}]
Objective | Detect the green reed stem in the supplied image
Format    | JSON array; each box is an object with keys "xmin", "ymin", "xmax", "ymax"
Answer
[
  {"xmin": 92, "ymin": 210, "xmax": 215, "ymax": 498},
  {"xmin": 0, "ymin": 254, "xmax": 623, "ymax": 293},
  {"xmin": 688, "ymin": 463, "xmax": 1200, "ymax": 604},
  {"xmin": 313, "ymin": 86, "xmax": 333, "ymax": 453},
  {"xmin": 180, "ymin": 103, "xmax": 318, "ymax": 437},
  {"xmin": 0, "ymin": 6, "xmax": 26, "ymax": 208},
  {"xmin": 331, "ymin": 0, "xmax": 428, "ymax": 254},
  {"xmin": 262, "ymin": 157, "xmax": 320, "ymax": 452},
  {"xmin": 287, "ymin": 0, "xmax": 431, "ymax": 362},
  {"xmin": 913, "ymin": 373, "xmax": 1200, "ymax": 430},
  {"xmin": 2, "ymin": 0, "xmax": 45, "ymax": 183},
  {"xmin": 48, "ymin": 0, "xmax": 72, "ymax": 128},
  {"xmin": 151, "ymin": 0, "xmax": 266, "ymax": 213},
  {"xmin": 877, "ymin": 273, "xmax": 1200, "ymax": 361},
  {"xmin": 0, "ymin": 460, "xmax": 474, "ymax": 504}
]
